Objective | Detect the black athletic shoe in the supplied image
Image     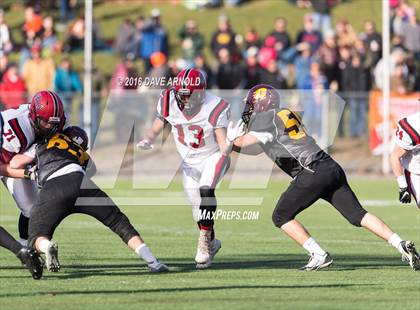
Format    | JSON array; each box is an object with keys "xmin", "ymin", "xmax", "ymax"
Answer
[
  {"xmin": 400, "ymin": 241, "xmax": 420, "ymax": 271},
  {"xmin": 16, "ymin": 247, "xmax": 44, "ymax": 280}
]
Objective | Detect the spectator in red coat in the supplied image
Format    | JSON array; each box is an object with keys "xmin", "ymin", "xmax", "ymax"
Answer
[{"xmin": 0, "ymin": 63, "xmax": 27, "ymax": 109}]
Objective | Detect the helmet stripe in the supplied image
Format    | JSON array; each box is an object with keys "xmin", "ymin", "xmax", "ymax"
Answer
[
  {"xmin": 182, "ymin": 68, "xmax": 192, "ymax": 89},
  {"xmin": 52, "ymin": 92, "xmax": 61, "ymax": 118},
  {"xmin": 47, "ymin": 91, "xmax": 58, "ymax": 119}
]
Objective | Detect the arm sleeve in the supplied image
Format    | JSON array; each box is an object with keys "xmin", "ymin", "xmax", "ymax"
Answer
[
  {"xmin": 248, "ymin": 131, "xmax": 274, "ymax": 144},
  {"xmin": 248, "ymin": 110, "xmax": 282, "ymax": 141},
  {"xmin": 156, "ymin": 88, "xmax": 171, "ymax": 120},
  {"xmin": 395, "ymin": 121, "xmax": 416, "ymax": 150},
  {"xmin": 214, "ymin": 106, "xmax": 230, "ymax": 129}
]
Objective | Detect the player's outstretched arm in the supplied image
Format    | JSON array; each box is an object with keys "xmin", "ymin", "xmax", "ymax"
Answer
[
  {"xmin": 9, "ymin": 154, "xmax": 34, "ymax": 169},
  {"xmin": 232, "ymin": 134, "xmax": 264, "ymax": 156},
  {"xmin": 391, "ymin": 144, "xmax": 411, "ymax": 203},
  {"xmin": 137, "ymin": 117, "xmax": 165, "ymax": 150},
  {"xmin": 0, "ymin": 164, "xmax": 27, "ymax": 178}
]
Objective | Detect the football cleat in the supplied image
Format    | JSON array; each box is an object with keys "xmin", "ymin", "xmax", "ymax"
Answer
[
  {"xmin": 148, "ymin": 260, "xmax": 169, "ymax": 273},
  {"xmin": 16, "ymin": 247, "xmax": 44, "ymax": 280},
  {"xmin": 196, "ymin": 238, "xmax": 222, "ymax": 269},
  {"xmin": 195, "ymin": 229, "xmax": 211, "ymax": 267},
  {"xmin": 299, "ymin": 252, "xmax": 333, "ymax": 271},
  {"xmin": 45, "ymin": 241, "xmax": 60, "ymax": 272},
  {"xmin": 400, "ymin": 241, "xmax": 420, "ymax": 271}
]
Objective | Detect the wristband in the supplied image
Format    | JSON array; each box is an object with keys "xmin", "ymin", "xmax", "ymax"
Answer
[{"xmin": 397, "ymin": 175, "xmax": 408, "ymax": 188}]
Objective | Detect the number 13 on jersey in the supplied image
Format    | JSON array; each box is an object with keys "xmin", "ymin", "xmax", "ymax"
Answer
[{"xmin": 174, "ymin": 124, "xmax": 206, "ymax": 148}]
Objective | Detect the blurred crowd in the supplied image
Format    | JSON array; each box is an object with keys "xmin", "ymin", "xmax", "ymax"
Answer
[{"xmin": 0, "ymin": 0, "xmax": 419, "ymax": 140}]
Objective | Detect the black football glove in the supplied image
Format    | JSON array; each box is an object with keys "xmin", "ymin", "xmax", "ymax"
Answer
[{"xmin": 399, "ymin": 187, "xmax": 411, "ymax": 204}]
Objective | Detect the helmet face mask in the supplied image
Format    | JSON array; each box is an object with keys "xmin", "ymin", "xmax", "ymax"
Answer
[
  {"xmin": 35, "ymin": 117, "xmax": 61, "ymax": 139},
  {"xmin": 176, "ymin": 88, "xmax": 205, "ymax": 115},
  {"xmin": 241, "ymin": 98, "xmax": 254, "ymax": 125}
]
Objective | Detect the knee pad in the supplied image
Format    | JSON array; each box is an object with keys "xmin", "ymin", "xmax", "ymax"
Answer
[
  {"xmin": 104, "ymin": 210, "xmax": 139, "ymax": 243},
  {"xmin": 198, "ymin": 186, "xmax": 216, "ymax": 227}
]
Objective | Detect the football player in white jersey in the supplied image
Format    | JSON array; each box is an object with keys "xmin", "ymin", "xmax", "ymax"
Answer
[
  {"xmin": 0, "ymin": 90, "xmax": 66, "ymax": 246},
  {"xmin": 391, "ymin": 112, "xmax": 420, "ymax": 208},
  {"xmin": 137, "ymin": 68, "xmax": 244, "ymax": 268}
]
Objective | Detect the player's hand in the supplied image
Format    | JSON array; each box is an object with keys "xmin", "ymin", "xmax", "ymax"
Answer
[
  {"xmin": 24, "ymin": 166, "xmax": 38, "ymax": 181},
  {"xmin": 226, "ymin": 120, "xmax": 246, "ymax": 143},
  {"xmin": 136, "ymin": 139, "xmax": 154, "ymax": 150},
  {"xmin": 399, "ymin": 187, "xmax": 411, "ymax": 204}
]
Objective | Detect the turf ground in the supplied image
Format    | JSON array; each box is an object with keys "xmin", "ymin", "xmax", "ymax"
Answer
[{"xmin": 0, "ymin": 178, "xmax": 419, "ymax": 309}]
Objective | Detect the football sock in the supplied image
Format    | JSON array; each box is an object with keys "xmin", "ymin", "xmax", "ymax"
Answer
[
  {"xmin": 18, "ymin": 239, "xmax": 28, "ymax": 247},
  {"xmin": 38, "ymin": 239, "xmax": 51, "ymax": 254},
  {"xmin": 0, "ymin": 226, "xmax": 22, "ymax": 255},
  {"xmin": 388, "ymin": 233, "xmax": 404, "ymax": 254},
  {"xmin": 18, "ymin": 213, "xmax": 29, "ymax": 240},
  {"xmin": 135, "ymin": 244, "xmax": 157, "ymax": 264},
  {"xmin": 302, "ymin": 237, "xmax": 326, "ymax": 257}
]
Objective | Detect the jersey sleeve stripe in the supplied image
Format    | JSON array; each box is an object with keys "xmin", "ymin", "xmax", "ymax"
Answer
[
  {"xmin": 211, "ymin": 155, "xmax": 230, "ymax": 188},
  {"xmin": 0, "ymin": 113, "xmax": 3, "ymax": 149},
  {"xmin": 399, "ymin": 118, "xmax": 420, "ymax": 145},
  {"xmin": 8, "ymin": 118, "xmax": 27, "ymax": 151},
  {"xmin": 208, "ymin": 100, "xmax": 228, "ymax": 126},
  {"xmin": 162, "ymin": 89, "xmax": 171, "ymax": 117}
]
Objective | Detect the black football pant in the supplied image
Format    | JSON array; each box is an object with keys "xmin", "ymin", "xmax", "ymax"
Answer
[
  {"xmin": 272, "ymin": 158, "xmax": 367, "ymax": 228},
  {"xmin": 28, "ymin": 172, "xmax": 139, "ymax": 247}
]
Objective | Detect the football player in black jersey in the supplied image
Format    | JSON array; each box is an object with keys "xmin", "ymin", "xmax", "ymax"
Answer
[
  {"xmin": 232, "ymin": 84, "xmax": 420, "ymax": 271},
  {"xmin": 10, "ymin": 126, "xmax": 168, "ymax": 275}
]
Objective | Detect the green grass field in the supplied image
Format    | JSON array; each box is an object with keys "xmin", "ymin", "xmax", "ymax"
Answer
[{"xmin": 0, "ymin": 178, "xmax": 419, "ymax": 309}]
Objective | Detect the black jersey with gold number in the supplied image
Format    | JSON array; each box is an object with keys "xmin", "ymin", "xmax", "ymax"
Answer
[
  {"xmin": 248, "ymin": 108, "xmax": 329, "ymax": 177},
  {"xmin": 36, "ymin": 132, "xmax": 89, "ymax": 186}
]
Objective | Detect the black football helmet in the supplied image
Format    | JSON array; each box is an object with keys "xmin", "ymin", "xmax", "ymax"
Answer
[{"xmin": 63, "ymin": 126, "xmax": 89, "ymax": 150}]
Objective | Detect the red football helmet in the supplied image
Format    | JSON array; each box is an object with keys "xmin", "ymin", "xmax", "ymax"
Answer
[
  {"xmin": 174, "ymin": 68, "xmax": 206, "ymax": 115},
  {"xmin": 64, "ymin": 126, "xmax": 89, "ymax": 150},
  {"xmin": 29, "ymin": 90, "xmax": 66, "ymax": 139},
  {"xmin": 242, "ymin": 84, "xmax": 280, "ymax": 124}
]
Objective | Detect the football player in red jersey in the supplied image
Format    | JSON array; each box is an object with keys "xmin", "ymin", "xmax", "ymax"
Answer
[
  {"xmin": 0, "ymin": 90, "xmax": 66, "ymax": 278},
  {"xmin": 391, "ymin": 112, "xmax": 420, "ymax": 208},
  {"xmin": 137, "ymin": 68, "xmax": 244, "ymax": 268}
]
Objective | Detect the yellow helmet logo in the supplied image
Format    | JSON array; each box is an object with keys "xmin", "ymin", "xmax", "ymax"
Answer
[{"xmin": 254, "ymin": 88, "xmax": 267, "ymax": 101}]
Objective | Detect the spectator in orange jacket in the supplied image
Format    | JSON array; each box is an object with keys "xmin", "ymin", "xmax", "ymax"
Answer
[{"xmin": 22, "ymin": 44, "xmax": 55, "ymax": 96}]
